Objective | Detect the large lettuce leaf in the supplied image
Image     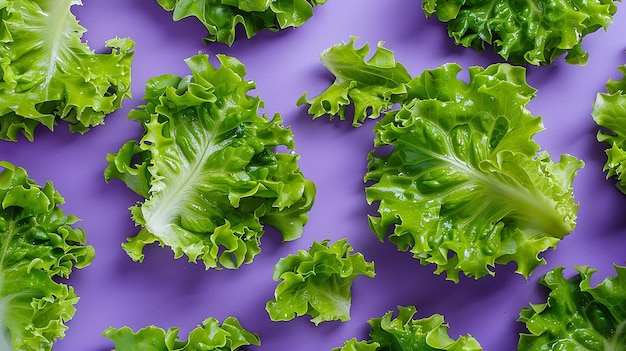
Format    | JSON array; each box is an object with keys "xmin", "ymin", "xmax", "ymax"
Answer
[
  {"xmin": 299, "ymin": 39, "xmax": 583, "ymax": 282},
  {"xmin": 156, "ymin": 0, "xmax": 327, "ymax": 46},
  {"xmin": 105, "ymin": 53, "xmax": 315, "ymax": 270},
  {"xmin": 592, "ymin": 63, "xmax": 626, "ymax": 193},
  {"xmin": 0, "ymin": 0, "xmax": 134, "ymax": 141},
  {"xmin": 265, "ymin": 239, "xmax": 375, "ymax": 325},
  {"xmin": 103, "ymin": 316, "xmax": 260, "ymax": 351},
  {"xmin": 518, "ymin": 265, "xmax": 626, "ymax": 350},
  {"xmin": 332, "ymin": 306, "xmax": 482, "ymax": 351},
  {"xmin": 422, "ymin": 0, "xmax": 619, "ymax": 65},
  {"xmin": 366, "ymin": 63, "xmax": 583, "ymax": 281},
  {"xmin": 0, "ymin": 161, "xmax": 95, "ymax": 350}
]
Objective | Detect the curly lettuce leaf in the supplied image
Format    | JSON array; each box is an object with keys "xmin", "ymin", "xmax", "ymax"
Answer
[
  {"xmin": 422, "ymin": 0, "xmax": 619, "ymax": 65},
  {"xmin": 0, "ymin": 161, "xmax": 95, "ymax": 351},
  {"xmin": 518, "ymin": 265, "xmax": 626, "ymax": 350},
  {"xmin": 156, "ymin": 0, "xmax": 326, "ymax": 46},
  {"xmin": 0, "ymin": 0, "xmax": 134, "ymax": 141},
  {"xmin": 333, "ymin": 306, "xmax": 482, "ymax": 351},
  {"xmin": 365, "ymin": 63, "xmax": 583, "ymax": 282},
  {"xmin": 592, "ymin": 64, "xmax": 626, "ymax": 193},
  {"xmin": 105, "ymin": 53, "xmax": 315, "ymax": 270},
  {"xmin": 265, "ymin": 239, "xmax": 375, "ymax": 325},
  {"xmin": 297, "ymin": 36, "xmax": 413, "ymax": 126},
  {"xmin": 103, "ymin": 316, "xmax": 260, "ymax": 351}
]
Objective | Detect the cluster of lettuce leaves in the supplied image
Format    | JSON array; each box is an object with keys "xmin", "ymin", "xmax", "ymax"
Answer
[
  {"xmin": 105, "ymin": 52, "xmax": 315, "ymax": 270},
  {"xmin": 0, "ymin": 161, "xmax": 95, "ymax": 350},
  {"xmin": 299, "ymin": 37, "xmax": 583, "ymax": 282},
  {"xmin": 266, "ymin": 239, "xmax": 375, "ymax": 325},
  {"xmin": 155, "ymin": 0, "xmax": 327, "ymax": 46},
  {"xmin": 0, "ymin": 0, "xmax": 621, "ymax": 348},
  {"xmin": 518, "ymin": 265, "xmax": 626, "ymax": 349},
  {"xmin": 103, "ymin": 316, "xmax": 260, "ymax": 351},
  {"xmin": 328, "ymin": 265, "xmax": 626, "ymax": 351},
  {"xmin": 333, "ymin": 306, "xmax": 482, "ymax": 351},
  {"xmin": 592, "ymin": 62, "xmax": 626, "ymax": 193},
  {"xmin": 421, "ymin": 0, "xmax": 619, "ymax": 65},
  {"xmin": 0, "ymin": 0, "xmax": 134, "ymax": 142}
]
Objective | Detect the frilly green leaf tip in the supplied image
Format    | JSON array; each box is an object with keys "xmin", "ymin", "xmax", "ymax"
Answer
[
  {"xmin": 266, "ymin": 238, "xmax": 375, "ymax": 325},
  {"xmin": 0, "ymin": 160, "xmax": 95, "ymax": 351},
  {"xmin": 518, "ymin": 265, "xmax": 626, "ymax": 350},
  {"xmin": 592, "ymin": 62, "xmax": 626, "ymax": 194},
  {"xmin": 422, "ymin": 0, "xmax": 620, "ymax": 65},
  {"xmin": 104, "ymin": 52, "xmax": 315, "ymax": 270},
  {"xmin": 0, "ymin": 0, "xmax": 134, "ymax": 141},
  {"xmin": 333, "ymin": 306, "xmax": 483, "ymax": 351},
  {"xmin": 156, "ymin": 0, "xmax": 327, "ymax": 46},
  {"xmin": 299, "ymin": 38, "xmax": 584, "ymax": 283},
  {"xmin": 103, "ymin": 316, "xmax": 261, "ymax": 351}
]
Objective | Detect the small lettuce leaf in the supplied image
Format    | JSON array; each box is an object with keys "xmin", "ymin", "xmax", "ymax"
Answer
[
  {"xmin": 518, "ymin": 265, "xmax": 626, "ymax": 350},
  {"xmin": 265, "ymin": 239, "xmax": 375, "ymax": 325},
  {"xmin": 297, "ymin": 36, "xmax": 413, "ymax": 126},
  {"xmin": 0, "ymin": 0, "xmax": 134, "ymax": 141},
  {"xmin": 333, "ymin": 306, "xmax": 482, "ymax": 351},
  {"xmin": 365, "ymin": 63, "xmax": 583, "ymax": 282},
  {"xmin": 592, "ymin": 63, "xmax": 626, "ymax": 193},
  {"xmin": 156, "ymin": 0, "xmax": 327, "ymax": 46},
  {"xmin": 0, "ymin": 161, "xmax": 95, "ymax": 350},
  {"xmin": 105, "ymin": 53, "xmax": 315, "ymax": 270},
  {"xmin": 422, "ymin": 0, "xmax": 619, "ymax": 65},
  {"xmin": 103, "ymin": 316, "xmax": 260, "ymax": 351}
]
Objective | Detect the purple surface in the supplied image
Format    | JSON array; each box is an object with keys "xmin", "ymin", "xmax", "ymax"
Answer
[{"xmin": 1, "ymin": 0, "xmax": 626, "ymax": 350}]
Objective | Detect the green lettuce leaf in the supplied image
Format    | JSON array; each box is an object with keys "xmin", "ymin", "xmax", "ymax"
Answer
[
  {"xmin": 155, "ymin": 0, "xmax": 327, "ymax": 46},
  {"xmin": 0, "ymin": 0, "xmax": 134, "ymax": 141},
  {"xmin": 518, "ymin": 265, "xmax": 626, "ymax": 350},
  {"xmin": 0, "ymin": 160, "xmax": 95, "ymax": 350},
  {"xmin": 265, "ymin": 238, "xmax": 375, "ymax": 325},
  {"xmin": 332, "ymin": 306, "xmax": 482, "ymax": 351},
  {"xmin": 366, "ymin": 63, "xmax": 583, "ymax": 281},
  {"xmin": 592, "ymin": 64, "xmax": 626, "ymax": 193},
  {"xmin": 297, "ymin": 37, "xmax": 413, "ymax": 126},
  {"xmin": 422, "ymin": 0, "xmax": 619, "ymax": 65},
  {"xmin": 103, "ymin": 316, "xmax": 260, "ymax": 351},
  {"xmin": 105, "ymin": 53, "xmax": 315, "ymax": 270}
]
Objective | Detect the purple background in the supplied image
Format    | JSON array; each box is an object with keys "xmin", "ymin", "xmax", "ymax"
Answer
[{"xmin": 1, "ymin": 0, "xmax": 626, "ymax": 350}]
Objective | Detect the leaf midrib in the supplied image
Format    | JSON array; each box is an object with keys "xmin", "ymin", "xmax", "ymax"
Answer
[
  {"xmin": 40, "ymin": 0, "xmax": 76, "ymax": 86},
  {"xmin": 397, "ymin": 132, "xmax": 566, "ymax": 237},
  {"xmin": 142, "ymin": 116, "xmax": 226, "ymax": 241}
]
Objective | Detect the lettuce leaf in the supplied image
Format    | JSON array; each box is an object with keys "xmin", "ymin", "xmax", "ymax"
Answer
[
  {"xmin": 518, "ymin": 265, "xmax": 626, "ymax": 350},
  {"xmin": 297, "ymin": 37, "xmax": 413, "ymax": 126},
  {"xmin": 265, "ymin": 239, "xmax": 375, "ymax": 325},
  {"xmin": 105, "ymin": 53, "xmax": 315, "ymax": 270},
  {"xmin": 366, "ymin": 63, "xmax": 583, "ymax": 281},
  {"xmin": 103, "ymin": 316, "xmax": 260, "ymax": 351},
  {"xmin": 332, "ymin": 306, "xmax": 482, "ymax": 351},
  {"xmin": 156, "ymin": 0, "xmax": 327, "ymax": 46},
  {"xmin": 592, "ymin": 63, "xmax": 626, "ymax": 193},
  {"xmin": 0, "ymin": 161, "xmax": 95, "ymax": 350},
  {"xmin": 0, "ymin": 0, "xmax": 134, "ymax": 141},
  {"xmin": 299, "ymin": 39, "xmax": 583, "ymax": 281},
  {"xmin": 422, "ymin": 0, "xmax": 619, "ymax": 65}
]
